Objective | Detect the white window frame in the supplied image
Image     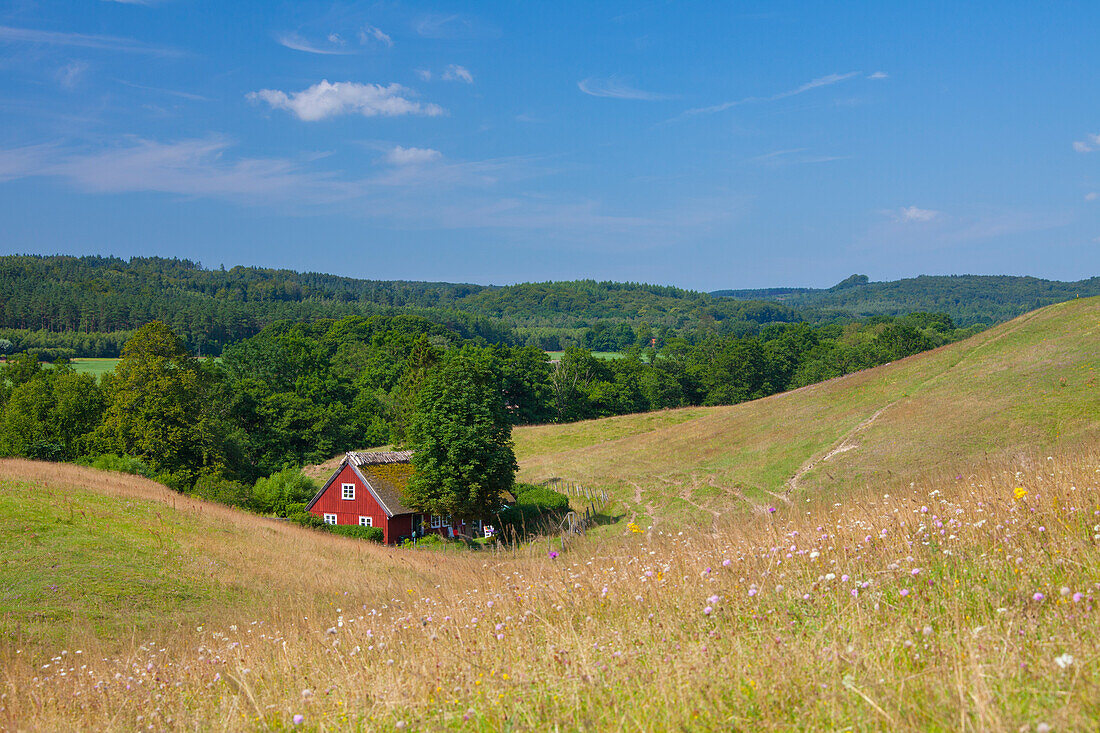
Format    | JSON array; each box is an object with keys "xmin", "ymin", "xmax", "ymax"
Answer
[
  {"xmin": 341, "ymin": 483, "xmax": 355, "ymax": 500},
  {"xmin": 359, "ymin": 516, "xmax": 372, "ymax": 527},
  {"xmin": 323, "ymin": 513, "xmax": 338, "ymax": 525},
  {"xmin": 442, "ymin": 515, "xmax": 451, "ymax": 527},
  {"xmin": 430, "ymin": 514, "xmax": 441, "ymax": 529}
]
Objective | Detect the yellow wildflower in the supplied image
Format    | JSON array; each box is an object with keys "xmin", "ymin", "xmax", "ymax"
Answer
[{"xmin": 1014, "ymin": 487, "xmax": 1028, "ymax": 501}]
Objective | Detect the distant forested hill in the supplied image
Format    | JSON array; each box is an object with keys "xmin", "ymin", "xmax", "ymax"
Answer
[
  {"xmin": 0, "ymin": 255, "xmax": 794, "ymax": 355},
  {"xmin": 713, "ymin": 274, "xmax": 1100, "ymax": 326}
]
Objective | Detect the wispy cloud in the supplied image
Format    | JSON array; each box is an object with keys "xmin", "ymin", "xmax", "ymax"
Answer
[
  {"xmin": 894, "ymin": 206, "xmax": 940, "ymax": 222},
  {"xmin": 1072, "ymin": 133, "xmax": 1100, "ymax": 153},
  {"xmin": 675, "ymin": 71, "xmax": 860, "ymax": 119},
  {"xmin": 0, "ymin": 25, "xmax": 179, "ymax": 56},
  {"xmin": 247, "ymin": 80, "xmax": 445, "ymax": 122},
  {"xmin": 385, "ymin": 146, "xmax": 442, "ymax": 165},
  {"xmin": 750, "ymin": 148, "xmax": 847, "ymax": 165},
  {"xmin": 0, "ymin": 136, "xmax": 736, "ymax": 247},
  {"xmin": 442, "ymin": 64, "xmax": 473, "ymax": 84},
  {"xmin": 56, "ymin": 61, "xmax": 88, "ymax": 90},
  {"xmin": 577, "ymin": 76, "xmax": 672, "ymax": 101},
  {"xmin": 116, "ymin": 79, "xmax": 210, "ymax": 101},
  {"xmin": 359, "ymin": 25, "xmax": 392, "ymax": 47},
  {"xmin": 867, "ymin": 71, "xmax": 888, "ymax": 80},
  {"xmin": 274, "ymin": 32, "xmax": 356, "ymax": 55},
  {"xmin": 1086, "ymin": 192, "xmax": 1098, "ymax": 201}
]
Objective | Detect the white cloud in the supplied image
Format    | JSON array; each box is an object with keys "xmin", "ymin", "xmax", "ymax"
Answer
[
  {"xmin": 274, "ymin": 32, "xmax": 356, "ymax": 55},
  {"xmin": 359, "ymin": 25, "xmax": 393, "ymax": 47},
  {"xmin": 385, "ymin": 146, "xmax": 442, "ymax": 165},
  {"xmin": 677, "ymin": 71, "xmax": 860, "ymax": 118},
  {"xmin": 1073, "ymin": 134, "xmax": 1100, "ymax": 153},
  {"xmin": 867, "ymin": 71, "xmax": 888, "ymax": 79},
  {"xmin": 247, "ymin": 80, "xmax": 445, "ymax": 121},
  {"xmin": 57, "ymin": 60, "xmax": 88, "ymax": 90},
  {"xmin": 0, "ymin": 25, "xmax": 178, "ymax": 55},
  {"xmin": 327, "ymin": 33, "xmax": 344, "ymax": 45},
  {"xmin": 896, "ymin": 206, "xmax": 939, "ymax": 222},
  {"xmin": 442, "ymin": 64, "xmax": 473, "ymax": 84},
  {"xmin": 1086, "ymin": 192, "xmax": 1098, "ymax": 201},
  {"xmin": 415, "ymin": 69, "xmax": 432, "ymax": 81},
  {"xmin": 577, "ymin": 76, "xmax": 671, "ymax": 101}
]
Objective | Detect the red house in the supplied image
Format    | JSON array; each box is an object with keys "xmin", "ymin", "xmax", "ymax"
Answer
[{"xmin": 306, "ymin": 451, "xmax": 485, "ymax": 544}]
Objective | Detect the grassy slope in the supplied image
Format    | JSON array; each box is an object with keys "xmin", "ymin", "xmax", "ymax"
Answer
[{"xmin": 515, "ymin": 297, "xmax": 1100, "ymax": 525}]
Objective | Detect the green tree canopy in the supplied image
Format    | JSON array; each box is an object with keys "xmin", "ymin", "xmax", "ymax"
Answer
[
  {"xmin": 405, "ymin": 347, "xmax": 517, "ymax": 521},
  {"xmin": 92, "ymin": 321, "xmax": 226, "ymax": 481}
]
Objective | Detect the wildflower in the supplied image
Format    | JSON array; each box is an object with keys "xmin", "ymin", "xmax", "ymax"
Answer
[
  {"xmin": 1060, "ymin": 587, "xmax": 1072, "ymax": 597},
  {"xmin": 293, "ymin": 714, "xmax": 304, "ymax": 726},
  {"xmin": 722, "ymin": 559, "xmax": 731, "ymax": 567},
  {"xmin": 911, "ymin": 568, "xmax": 921, "ymax": 576},
  {"xmin": 1033, "ymin": 592, "xmax": 1046, "ymax": 602},
  {"xmin": 703, "ymin": 606, "xmax": 713, "ymax": 615},
  {"xmin": 548, "ymin": 551, "xmax": 559, "ymax": 559},
  {"xmin": 922, "ymin": 626, "xmax": 933, "ymax": 636},
  {"xmin": 1054, "ymin": 653, "xmax": 1074, "ymax": 669},
  {"xmin": 1014, "ymin": 487, "xmax": 1028, "ymax": 501},
  {"xmin": 1038, "ymin": 526, "xmax": 1046, "ymax": 533},
  {"xmin": 841, "ymin": 574, "xmax": 850, "ymax": 582},
  {"xmin": 767, "ymin": 507, "xmax": 777, "ymax": 513},
  {"xmin": 900, "ymin": 589, "xmax": 910, "ymax": 597},
  {"xmin": 1073, "ymin": 592, "xmax": 1084, "ymax": 603},
  {"xmin": 802, "ymin": 594, "xmax": 810, "ymax": 600},
  {"xmin": 708, "ymin": 595, "xmax": 719, "ymax": 604},
  {"xmin": 748, "ymin": 588, "xmax": 757, "ymax": 597},
  {"xmin": 850, "ymin": 589, "xmax": 859, "ymax": 597}
]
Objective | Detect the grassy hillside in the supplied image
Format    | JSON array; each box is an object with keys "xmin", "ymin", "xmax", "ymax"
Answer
[{"xmin": 514, "ymin": 297, "xmax": 1100, "ymax": 525}]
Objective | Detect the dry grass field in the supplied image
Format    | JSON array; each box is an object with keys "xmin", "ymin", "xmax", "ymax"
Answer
[
  {"xmin": 2, "ymin": 452, "xmax": 1099, "ymax": 731},
  {"xmin": 2, "ymin": 298, "xmax": 1099, "ymax": 731}
]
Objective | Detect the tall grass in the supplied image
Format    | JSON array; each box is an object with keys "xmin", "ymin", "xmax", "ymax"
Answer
[{"xmin": 2, "ymin": 450, "xmax": 1098, "ymax": 730}]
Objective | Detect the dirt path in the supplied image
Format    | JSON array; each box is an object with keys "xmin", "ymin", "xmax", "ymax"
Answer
[{"xmin": 785, "ymin": 404, "xmax": 894, "ymax": 495}]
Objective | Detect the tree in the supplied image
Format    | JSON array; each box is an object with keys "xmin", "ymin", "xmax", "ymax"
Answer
[
  {"xmin": 405, "ymin": 348, "xmax": 517, "ymax": 521},
  {"xmin": 92, "ymin": 321, "xmax": 226, "ymax": 481}
]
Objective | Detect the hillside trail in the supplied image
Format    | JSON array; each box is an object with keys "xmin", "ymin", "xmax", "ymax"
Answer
[{"xmin": 783, "ymin": 307, "xmax": 1047, "ymax": 496}]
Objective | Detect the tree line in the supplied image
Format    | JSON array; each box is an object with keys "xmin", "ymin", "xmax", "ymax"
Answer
[{"xmin": 0, "ymin": 310, "xmax": 967, "ymax": 492}]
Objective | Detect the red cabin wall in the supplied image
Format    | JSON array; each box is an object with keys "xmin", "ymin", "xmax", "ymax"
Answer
[{"xmin": 309, "ymin": 464, "xmax": 390, "ymax": 534}]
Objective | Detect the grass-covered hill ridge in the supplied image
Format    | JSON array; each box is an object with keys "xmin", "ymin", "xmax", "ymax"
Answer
[{"xmin": 514, "ymin": 296, "xmax": 1100, "ymax": 525}]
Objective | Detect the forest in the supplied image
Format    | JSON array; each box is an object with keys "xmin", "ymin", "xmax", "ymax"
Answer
[
  {"xmin": 3, "ymin": 255, "xmax": 1082, "ymax": 359},
  {"xmin": 0, "ymin": 309, "xmax": 965, "ymax": 512},
  {"xmin": 714, "ymin": 273, "xmax": 1100, "ymax": 325}
]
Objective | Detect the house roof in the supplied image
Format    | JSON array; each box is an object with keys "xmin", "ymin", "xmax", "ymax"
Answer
[{"xmin": 305, "ymin": 451, "xmax": 417, "ymax": 517}]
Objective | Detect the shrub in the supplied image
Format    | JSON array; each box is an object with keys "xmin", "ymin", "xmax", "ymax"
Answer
[
  {"xmin": 190, "ymin": 472, "xmax": 251, "ymax": 508},
  {"xmin": 401, "ymin": 532, "xmax": 445, "ymax": 548},
  {"xmin": 251, "ymin": 468, "xmax": 319, "ymax": 516},
  {"xmin": 288, "ymin": 511, "xmax": 326, "ymax": 530},
  {"xmin": 496, "ymin": 483, "xmax": 571, "ymax": 537},
  {"xmin": 513, "ymin": 484, "xmax": 570, "ymax": 513},
  {"xmin": 86, "ymin": 453, "xmax": 154, "ymax": 478},
  {"xmin": 328, "ymin": 524, "xmax": 384, "ymax": 543}
]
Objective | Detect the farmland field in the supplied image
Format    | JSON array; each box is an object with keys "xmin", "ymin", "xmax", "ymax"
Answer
[{"xmin": 544, "ymin": 350, "xmax": 625, "ymax": 361}]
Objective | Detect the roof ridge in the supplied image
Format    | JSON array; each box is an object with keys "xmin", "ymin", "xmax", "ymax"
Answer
[{"xmin": 346, "ymin": 450, "xmax": 413, "ymax": 466}]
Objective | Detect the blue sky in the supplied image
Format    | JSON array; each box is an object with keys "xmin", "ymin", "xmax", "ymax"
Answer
[{"xmin": 1, "ymin": 1, "xmax": 1098, "ymax": 289}]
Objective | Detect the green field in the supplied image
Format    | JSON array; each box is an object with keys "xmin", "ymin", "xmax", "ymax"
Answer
[
  {"xmin": 69, "ymin": 358, "xmax": 120, "ymax": 376},
  {"xmin": 544, "ymin": 350, "xmax": 624, "ymax": 361}
]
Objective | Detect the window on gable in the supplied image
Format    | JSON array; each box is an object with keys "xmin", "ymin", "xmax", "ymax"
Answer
[
  {"xmin": 323, "ymin": 514, "xmax": 337, "ymax": 525},
  {"xmin": 341, "ymin": 483, "xmax": 355, "ymax": 500},
  {"xmin": 359, "ymin": 516, "xmax": 372, "ymax": 527},
  {"xmin": 430, "ymin": 514, "xmax": 441, "ymax": 528}
]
